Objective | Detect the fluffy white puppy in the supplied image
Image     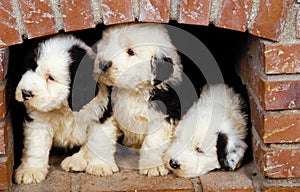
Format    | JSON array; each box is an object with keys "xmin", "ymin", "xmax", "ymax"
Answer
[
  {"xmin": 165, "ymin": 84, "xmax": 247, "ymax": 178},
  {"xmin": 14, "ymin": 34, "xmax": 117, "ymax": 184},
  {"xmin": 94, "ymin": 23, "xmax": 183, "ymax": 176}
]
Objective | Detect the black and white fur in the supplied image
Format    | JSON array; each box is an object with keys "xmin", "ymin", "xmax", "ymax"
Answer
[
  {"xmin": 165, "ymin": 84, "xmax": 247, "ymax": 178},
  {"xmin": 14, "ymin": 35, "xmax": 118, "ymax": 184},
  {"xmin": 93, "ymin": 23, "xmax": 183, "ymax": 176}
]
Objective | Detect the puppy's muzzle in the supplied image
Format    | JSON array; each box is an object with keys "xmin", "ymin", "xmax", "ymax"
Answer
[
  {"xmin": 22, "ymin": 89, "xmax": 34, "ymax": 101},
  {"xmin": 169, "ymin": 159, "xmax": 180, "ymax": 169},
  {"xmin": 100, "ymin": 60, "xmax": 112, "ymax": 72}
]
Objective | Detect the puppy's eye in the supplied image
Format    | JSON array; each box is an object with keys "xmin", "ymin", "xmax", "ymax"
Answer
[
  {"xmin": 127, "ymin": 48, "xmax": 135, "ymax": 56},
  {"xmin": 196, "ymin": 147, "xmax": 203, "ymax": 153},
  {"xmin": 46, "ymin": 75, "xmax": 55, "ymax": 82}
]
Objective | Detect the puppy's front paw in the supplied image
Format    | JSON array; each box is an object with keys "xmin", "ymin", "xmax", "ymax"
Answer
[
  {"xmin": 61, "ymin": 154, "xmax": 87, "ymax": 172},
  {"xmin": 139, "ymin": 165, "xmax": 169, "ymax": 176},
  {"xmin": 86, "ymin": 161, "xmax": 119, "ymax": 176},
  {"xmin": 15, "ymin": 166, "xmax": 48, "ymax": 184}
]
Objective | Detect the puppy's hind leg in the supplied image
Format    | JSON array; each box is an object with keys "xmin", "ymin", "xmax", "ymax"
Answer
[{"xmin": 15, "ymin": 123, "xmax": 53, "ymax": 184}]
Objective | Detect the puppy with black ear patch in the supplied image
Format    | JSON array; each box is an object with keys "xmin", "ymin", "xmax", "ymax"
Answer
[
  {"xmin": 94, "ymin": 23, "xmax": 183, "ymax": 176},
  {"xmin": 165, "ymin": 84, "xmax": 248, "ymax": 178},
  {"xmin": 14, "ymin": 34, "xmax": 118, "ymax": 184}
]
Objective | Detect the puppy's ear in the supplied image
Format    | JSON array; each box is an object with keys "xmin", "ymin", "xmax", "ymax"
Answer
[
  {"xmin": 150, "ymin": 49, "xmax": 182, "ymax": 123},
  {"xmin": 67, "ymin": 45, "xmax": 89, "ymax": 110},
  {"xmin": 151, "ymin": 49, "xmax": 182, "ymax": 87},
  {"xmin": 216, "ymin": 132, "xmax": 230, "ymax": 170},
  {"xmin": 151, "ymin": 56, "xmax": 174, "ymax": 86}
]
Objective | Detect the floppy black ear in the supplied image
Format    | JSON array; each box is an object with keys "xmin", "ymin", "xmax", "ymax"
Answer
[
  {"xmin": 22, "ymin": 40, "xmax": 42, "ymax": 73},
  {"xmin": 150, "ymin": 54, "xmax": 182, "ymax": 123},
  {"xmin": 216, "ymin": 132, "xmax": 230, "ymax": 170},
  {"xmin": 67, "ymin": 45, "xmax": 88, "ymax": 110},
  {"xmin": 151, "ymin": 56, "xmax": 174, "ymax": 86}
]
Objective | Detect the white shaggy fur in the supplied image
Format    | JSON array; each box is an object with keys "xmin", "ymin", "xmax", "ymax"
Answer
[
  {"xmin": 14, "ymin": 35, "xmax": 118, "ymax": 184},
  {"xmin": 165, "ymin": 84, "xmax": 247, "ymax": 178},
  {"xmin": 61, "ymin": 115, "xmax": 119, "ymax": 177},
  {"xmin": 94, "ymin": 23, "xmax": 183, "ymax": 176}
]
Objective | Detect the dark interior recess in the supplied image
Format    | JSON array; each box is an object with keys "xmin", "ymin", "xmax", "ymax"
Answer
[{"xmin": 7, "ymin": 23, "xmax": 252, "ymax": 169}]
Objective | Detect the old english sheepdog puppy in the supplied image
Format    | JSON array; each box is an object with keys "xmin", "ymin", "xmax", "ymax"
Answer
[
  {"xmin": 94, "ymin": 23, "xmax": 183, "ymax": 176},
  {"xmin": 14, "ymin": 34, "xmax": 118, "ymax": 184},
  {"xmin": 166, "ymin": 84, "xmax": 248, "ymax": 178}
]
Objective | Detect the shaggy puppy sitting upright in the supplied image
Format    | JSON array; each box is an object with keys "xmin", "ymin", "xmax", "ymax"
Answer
[
  {"xmin": 165, "ymin": 84, "xmax": 248, "ymax": 178},
  {"xmin": 14, "ymin": 35, "xmax": 116, "ymax": 184},
  {"xmin": 94, "ymin": 23, "xmax": 183, "ymax": 176}
]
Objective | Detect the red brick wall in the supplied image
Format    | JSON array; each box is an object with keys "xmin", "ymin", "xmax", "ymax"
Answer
[
  {"xmin": 0, "ymin": 0, "xmax": 298, "ymax": 47},
  {"xmin": 240, "ymin": 36, "xmax": 300, "ymax": 179},
  {"xmin": 0, "ymin": 0, "xmax": 299, "ymax": 190},
  {"xmin": 0, "ymin": 48, "xmax": 13, "ymax": 190}
]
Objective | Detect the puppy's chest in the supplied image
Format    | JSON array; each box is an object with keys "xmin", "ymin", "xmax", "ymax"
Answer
[
  {"xmin": 112, "ymin": 90, "xmax": 163, "ymax": 132},
  {"xmin": 29, "ymin": 110, "xmax": 75, "ymax": 135}
]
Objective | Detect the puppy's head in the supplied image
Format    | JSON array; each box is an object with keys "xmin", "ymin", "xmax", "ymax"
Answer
[
  {"xmin": 165, "ymin": 102, "xmax": 222, "ymax": 178},
  {"xmin": 165, "ymin": 91, "xmax": 247, "ymax": 178},
  {"xmin": 15, "ymin": 34, "xmax": 94, "ymax": 112},
  {"xmin": 94, "ymin": 23, "xmax": 182, "ymax": 89},
  {"xmin": 166, "ymin": 97, "xmax": 237, "ymax": 177}
]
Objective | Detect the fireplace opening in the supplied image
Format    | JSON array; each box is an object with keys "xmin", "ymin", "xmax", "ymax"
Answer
[{"xmin": 6, "ymin": 22, "xmax": 252, "ymax": 172}]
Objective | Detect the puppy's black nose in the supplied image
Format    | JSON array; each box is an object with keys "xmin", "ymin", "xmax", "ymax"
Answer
[
  {"xmin": 169, "ymin": 159, "xmax": 180, "ymax": 169},
  {"xmin": 22, "ymin": 89, "xmax": 34, "ymax": 100},
  {"xmin": 102, "ymin": 61, "xmax": 112, "ymax": 72}
]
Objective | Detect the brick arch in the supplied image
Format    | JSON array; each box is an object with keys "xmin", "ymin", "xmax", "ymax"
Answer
[{"xmin": 0, "ymin": 0, "xmax": 299, "ymax": 48}]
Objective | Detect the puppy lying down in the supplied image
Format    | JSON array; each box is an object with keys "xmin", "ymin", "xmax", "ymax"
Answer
[
  {"xmin": 14, "ymin": 35, "xmax": 116, "ymax": 184},
  {"xmin": 166, "ymin": 84, "xmax": 247, "ymax": 178}
]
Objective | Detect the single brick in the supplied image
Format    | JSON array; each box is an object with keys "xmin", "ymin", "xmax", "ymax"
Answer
[
  {"xmin": 241, "ymin": 36, "xmax": 263, "ymax": 82},
  {"xmin": 0, "ymin": 134, "xmax": 13, "ymax": 191},
  {"xmin": 19, "ymin": 0, "xmax": 57, "ymax": 39},
  {"xmin": 249, "ymin": 92, "xmax": 300, "ymax": 143},
  {"xmin": 239, "ymin": 31, "xmax": 300, "ymax": 75},
  {"xmin": 80, "ymin": 171, "xmax": 193, "ymax": 191},
  {"xmin": 200, "ymin": 169, "xmax": 253, "ymax": 192},
  {"xmin": 60, "ymin": 0, "xmax": 95, "ymax": 32},
  {"xmin": 0, "ymin": 48, "xmax": 8, "ymax": 81},
  {"xmin": 264, "ymin": 184, "xmax": 300, "ymax": 192},
  {"xmin": 241, "ymin": 52, "xmax": 266, "ymax": 109},
  {"xmin": 264, "ymin": 43, "xmax": 300, "ymax": 74},
  {"xmin": 216, "ymin": 0, "xmax": 252, "ymax": 32},
  {"xmin": 251, "ymin": 71, "xmax": 300, "ymax": 110},
  {"xmin": 139, "ymin": 0, "xmax": 170, "ymax": 23},
  {"xmin": 0, "ymin": 82, "xmax": 6, "ymax": 119},
  {"xmin": 0, "ymin": 1, "xmax": 23, "ymax": 47},
  {"xmin": 249, "ymin": 0, "xmax": 292, "ymax": 41},
  {"xmin": 252, "ymin": 129, "xmax": 300, "ymax": 178},
  {"xmin": 177, "ymin": 0, "xmax": 210, "ymax": 26},
  {"xmin": 12, "ymin": 166, "xmax": 72, "ymax": 192},
  {"xmin": 0, "ymin": 117, "xmax": 10, "ymax": 155},
  {"xmin": 100, "ymin": 0, "xmax": 134, "ymax": 25},
  {"xmin": 264, "ymin": 80, "xmax": 300, "ymax": 110}
]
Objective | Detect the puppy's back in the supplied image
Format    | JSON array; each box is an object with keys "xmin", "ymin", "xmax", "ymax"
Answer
[{"xmin": 200, "ymin": 84, "xmax": 247, "ymax": 133}]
